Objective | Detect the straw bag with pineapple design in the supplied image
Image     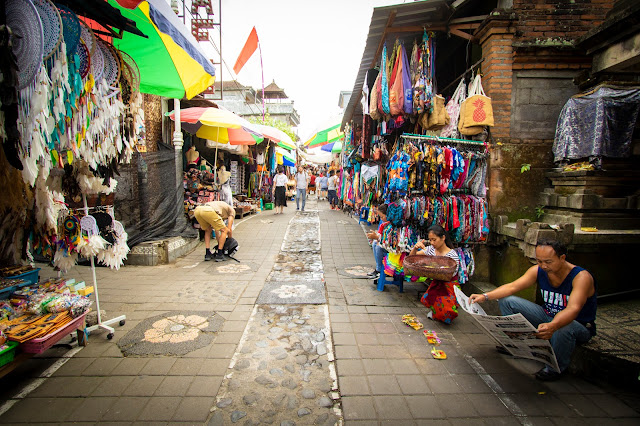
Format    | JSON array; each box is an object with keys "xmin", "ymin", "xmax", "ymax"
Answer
[{"xmin": 459, "ymin": 74, "xmax": 493, "ymax": 135}]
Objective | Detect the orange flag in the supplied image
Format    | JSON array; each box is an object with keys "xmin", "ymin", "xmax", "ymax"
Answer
[{"xmin": 233, "ymin": 27, "xmax": 259, "ymax": 75}]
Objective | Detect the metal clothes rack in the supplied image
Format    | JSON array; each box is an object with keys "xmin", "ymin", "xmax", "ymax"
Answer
[
  {"xmin": 81, "ymin": 194, "xmax": 126, "ymax": 340},
  {"xmin": 400, "ymin": 133, "xmax": 489, "ymax": 148}
]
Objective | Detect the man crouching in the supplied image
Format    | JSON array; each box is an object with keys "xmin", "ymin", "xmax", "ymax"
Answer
[{"xmin": 470, "ymin": 240, "xmax": 596, "ymax": 381}]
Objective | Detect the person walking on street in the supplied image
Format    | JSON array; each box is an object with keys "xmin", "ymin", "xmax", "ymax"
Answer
[
  {"xmin": 295, "ymin": 166, "xmax": 309, "ymax": 211},
  {"xmin": 327, "ymin": 170, "xmax": 338, "ymax": 210},
  {"xmin": 272, "ymin": 166, "xmax": 288, "ymax": 215},
  {"xmin": 317, "ymin": 172, "xmax": 328, "ymax": 200},
  {"xmin": 194, "ymin": 200, "xmax": 236, "ymax": 262},
  {"xmin": 469, "ymin": 240, "xmax": 597, "ymax": 381}
]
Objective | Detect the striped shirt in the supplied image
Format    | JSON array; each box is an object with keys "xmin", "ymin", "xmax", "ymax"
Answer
[{"xmin": 421, "ymin": 246, "xmax": 460, "ymax": 267}]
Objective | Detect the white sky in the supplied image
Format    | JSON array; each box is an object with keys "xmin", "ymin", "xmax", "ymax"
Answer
[{"xmin": 218, "ymin": 0, "xmax": 405, "ymax": 142}]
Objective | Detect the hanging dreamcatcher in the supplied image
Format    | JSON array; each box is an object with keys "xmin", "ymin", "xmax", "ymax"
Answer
[
  {"xmin": 77, "ymin": 213, "xmax": 108, "ymax": 258},
  {"xmin": 53, "ymin": 214, "xmax": 81, "ymax": 272}
]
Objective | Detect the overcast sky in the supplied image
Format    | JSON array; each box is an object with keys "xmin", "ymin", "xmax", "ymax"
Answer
[{"xmin": 218, "ymin": 0, "xmax": 405, "ymax": 142}]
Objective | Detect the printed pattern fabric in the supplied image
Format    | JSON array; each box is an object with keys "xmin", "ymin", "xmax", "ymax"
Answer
[
  {"xmin": 553, "ymin": 87, "xmax": 640, "ymax": 163},
  {"xmin": 421, "ymin": 280, "xmax": 460, "ymax": 324}
]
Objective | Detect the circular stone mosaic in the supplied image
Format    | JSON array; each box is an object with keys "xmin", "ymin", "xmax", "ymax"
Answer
[
  {"xmin": 117, "ymin": 311, "xmax": 224, "ymax": 356},
  {"xmin": 338, "ymin": 264, "xmax": 376, "ymax": 279},
  {"xmin": 216, "ymin": 263, "xmax": 252, "ymax": 274}
]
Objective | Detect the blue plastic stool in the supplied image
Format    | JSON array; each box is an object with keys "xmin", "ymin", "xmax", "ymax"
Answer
[
  {"xmin": 376, "ymin": 273, "xmax": 404, "ymax": 293},
  {"xmin": 359, "ymin": 207, "xmax": 370, "ymax": 225}
]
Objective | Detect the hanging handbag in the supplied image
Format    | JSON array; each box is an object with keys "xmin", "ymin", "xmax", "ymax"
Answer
[
  {"xmin": 459, "ymin": 74, "xmax": 494, "ymax": 134},
  {"xmin": 426, "ymin": 95, "xmax": 450, "ymax": 130},
  {"xmin": 401, "ymin": 43, "xmax": 413, "ymax": 115},
  {"xmin": 441, "ymin": 79, "xmax": 466, "ymax": 138},
  {"xmin": 389, "ymin": 43, "xmax": 404, "ymax": 116},
  {"xmin": 369, "ymin": 70, "xmax": 382, "ymax": 120}
]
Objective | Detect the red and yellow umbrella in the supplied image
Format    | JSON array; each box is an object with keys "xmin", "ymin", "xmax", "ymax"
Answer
[{"xmin": 168, "ymin": 107, "xmax": 263, "ymax": 145}]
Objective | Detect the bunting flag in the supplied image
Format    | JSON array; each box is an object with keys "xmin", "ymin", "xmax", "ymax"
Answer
[{"xmin": 233, "ymin": 27, "xmax": 259, "ymax": 74}]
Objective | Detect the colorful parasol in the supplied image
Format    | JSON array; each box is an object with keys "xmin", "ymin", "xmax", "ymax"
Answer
[
  {"xmin": 304, "ymin": 121, "xmax": 344, "ymax": 148},
  {"xmin": 106, "ymin": 0, "xmax": 216, "ymax": 99},
  {"xmin": 168, "ymin": 107, "xmax": 263, "ymax": 145},
  {"xmin": 255, "ymin": 124, "xmax": 296, "ymax": 150},
  {"xmin": 320, "ymin": 139, "xmax": 343, "ymax": 154}
]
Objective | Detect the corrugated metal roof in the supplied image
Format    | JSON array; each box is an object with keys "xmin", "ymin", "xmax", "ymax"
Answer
[{"xmin": 342, "ymin": 0, "xmax": 452, "ymax": 129}]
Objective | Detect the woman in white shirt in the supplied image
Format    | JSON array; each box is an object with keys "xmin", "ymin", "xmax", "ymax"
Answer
[
  {"xmin": 272, "ymin": 166, "xmax": 288, "ymax": 214},
  {"xmin": 409, "ymin": 224, "xmax": 461, "ymax": 324}
]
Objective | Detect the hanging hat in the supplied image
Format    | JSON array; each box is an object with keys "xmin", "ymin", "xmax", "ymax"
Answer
[
  {"xmin": 218, "ymin": 166, "xmax": 231, "ymax": 184},
  {"xmin": 6, "ymin": 0, "xmax": 45, "ymax": 89}
]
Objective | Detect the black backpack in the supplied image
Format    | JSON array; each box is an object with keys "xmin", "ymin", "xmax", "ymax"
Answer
[{"xmin": 223, "ymin": 238, "xmax": 239, "ymax": 259}]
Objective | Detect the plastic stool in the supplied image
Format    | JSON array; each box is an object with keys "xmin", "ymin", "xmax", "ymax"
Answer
[
  {"xmin": 376, "ymin": 273, "xmax": 404, "ymax": 293},
  {"xmin": 359, "ymin": 207, "xmax": 370, "ymax": 225}
]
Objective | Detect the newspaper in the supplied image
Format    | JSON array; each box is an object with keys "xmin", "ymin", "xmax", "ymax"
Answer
[{"xmin": 455, "ymin": 287, "xmax": 560, "ymax": 373}]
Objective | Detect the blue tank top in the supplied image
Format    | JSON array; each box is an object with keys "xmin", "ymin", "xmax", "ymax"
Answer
[{"xmin": 537, "ymin": 266, "xmax": 597, "ymax": 323}]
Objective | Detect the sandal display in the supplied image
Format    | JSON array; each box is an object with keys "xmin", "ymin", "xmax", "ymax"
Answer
[
  {"xmin": 423, "ymin": 329, "xmax": 441, "ymax": 345},
  {"xmin": 431, "ymin": 347, "xmax": 447, "ymax": 360},
  {"xmin": 401, "ymin": 314, "xmax": 423, "ymax": 330}
]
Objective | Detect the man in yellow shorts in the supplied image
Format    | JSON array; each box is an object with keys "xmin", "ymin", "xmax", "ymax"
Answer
[{"xmin": 194, "ymin": 200, "xmax": 235, "ymax": 261}]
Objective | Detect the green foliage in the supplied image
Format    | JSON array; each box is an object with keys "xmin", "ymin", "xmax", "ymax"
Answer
[
  {"xmin": 520, "ymin": 163, "xmax": 531, "ymax": 173},
  {"xmin": 535, "ymin": 205, "xmax": 545, "ymax": 219},
  {"xmin": 248, "ymin": 113, "xmax": 297, "ymax": 143}
]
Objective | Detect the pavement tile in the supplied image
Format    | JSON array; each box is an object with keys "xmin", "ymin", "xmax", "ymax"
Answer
[
  {"xmin": 221, "ymin": 320, "xmax": 248, "ymax": 332},
  {"xmin": 396, "ymin": 375, "xmax": 431, "ymax": 394},
  {"xmin": 214, "ymin": 331, "xmax": 243, "ymax": 344},
  {"xmin": 424, "ymin": 375, "xmax": 463, "ymax": 394},
  {"xmin": 377, "ymin": 333, "xmax": 403, "ymax": 345},
  {"xmin": 435, "ymin": 394, "xmax": 480, "ymax": 418},
  {"xmin": 355, "ymin": 333, "xmax": 380, "ymax": 346},
  {"xmin": 172, "ymin": 396, "xmax": 215, "ymax": 422},
  {"xmin": 584, "ymin": 393, "xmax": 640, "ymax": 417},
  {"xmin": 154, "ymin": 376, "xmax": 195, "ymax": 397},
  {"xmin": 372, "ymin": 395, "xmax": 413, "ymax": 420},
  {"xmin": 168, "ymin": 358, "xmax": 205, "ymax": 376},
  {"xmin": 556, "ymin": 394, "xmax": 609, "ymax": 417},
  {"xmin": 452, "ymin": 373, "xmax": 493, "ymax": 393},
  {"xmin": 101, "ymin": 396, "xmax": 148, "ymax": 421},
  {"xmin": 137, "ymin": 396, "xmax": 183, "ymax": 421},
  {"xmin": 332, "ymin": 332, "xmax": 356, "ymax": 346},
  {"xmin": 330, "ymin": 313, "xmax": 350, "ymax": 323},
  {"xmin": 351, "ymin": 323, "xmax": 371, "ymax": 333},
  {"xmin": 342, "ymin": 396, "xmax": 378, "ymax": 420},
  {"xmin": 335, "ymin": 345, "xmax": 361, "ymax": 359},
  {"xmin": 466, "ymin": 393, "xmax": 513, "ymax": 417},
  {"xmin": 368, "ymin": 375, "xmax": 402, "ymax": 395},
  {"xmin": 198, "ymin": 358, "xmax": 231, "ymax": 376},
  {"xmin": 123, "ymin": 375, "xmax": 164, "ymax": 396},
  {"xmin": 339, "ymin": 375, "xmax": 370, "ymax": 396},
  {"xmin": 186, "ymin": 375, "xmax": 223, "ymax": 397},
  {"xmin": 1, "ymin": 397, "xmax": 82, "ymax": 423},
  {"xmin": 69, "ymin": 396, "xmax": 118, "ymax": 422},
  {"xmin": 362, "ymin": 358, "xmax": 391, "ymax": 375},
  {"xmin": 390, "ymin": 359, "xmax": 421, "ymax": 375},
  {"xmin": 30, "ymin": 376, "xmax": 104, "ymax": 397},
  {"xmin": 51, "ymin": 357, "xmax": 95, "ymax": 376},
  {"xmin": 111, "ymin": 357, "xmax": 148, "ymax": 375},
  {"xmin": 336, "ymin": 359, "xmax": 365, "ymax": 376},
  {"xmin": 139, "ymin": 357, "xmax": 176, "ymax": 375},
  {"xmin": 81, "ymin": 357, "xmax": 123, "ymax": 376},
  {"xmin": 405, "ymin": 394, "xmax": 446, "ymax": 419},
  {"xmin": 208, "ymin": 343, "xmax": 237, "ymax": 358},
  {"xmin": 91, "ymin": 375, "xmax": 136, "ymax": 396}
]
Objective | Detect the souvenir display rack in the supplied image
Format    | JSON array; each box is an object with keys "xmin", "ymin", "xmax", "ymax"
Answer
[{"xmin": 81, "ymin": 194, "xmax": 126, "ymax": 340}]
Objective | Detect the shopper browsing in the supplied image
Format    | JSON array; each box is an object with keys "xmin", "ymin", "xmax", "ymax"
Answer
[
  {"xmin": 327, "ymin": 170, "xmax": 338, "ymax": 210},
  {"xmin": 194, "ymin": 200, "xmax": 236, "ymax": 262},
  {"xmin": 294, "ymin": 166, "xmax": 309, "ymax": 211},
  {"xmin": 366, "ymin": 203, "xmax": 388, "ymax": 280},
  {"xmin": 317, "ymin": 173, "xmax": 328, "ymax": 200},
  {"xmin": 272, "ymin": 166, "xmax": 288, "ymax": 215}
]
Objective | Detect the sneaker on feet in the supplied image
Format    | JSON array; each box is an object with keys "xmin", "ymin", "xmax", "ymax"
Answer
[
  {"xmin": 204, "ymin": 251, "xmax": 213, "ymax": 261},
  {"xmin": 213, "ymin": 252, "xmax": 225, "ymax": 262},
  {"xmin": 367, "ymin": 270, "xmax": 380, "ymax": 279},
  {"xmin": 534, "ymin": 367, "xmax": 562, "ymax": 381}
]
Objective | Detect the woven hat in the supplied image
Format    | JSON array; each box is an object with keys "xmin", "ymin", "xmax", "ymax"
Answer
[
  {"xmin": 32, "ymin": 0, "xmax": 62, "ymax": 61},
  {"xmin": 6, "ymin": 0, "xmax": 44, "ymax": 89},
  {"xmin": 218, "ymin": 166, "xmax": 231, "ymax": 184}
]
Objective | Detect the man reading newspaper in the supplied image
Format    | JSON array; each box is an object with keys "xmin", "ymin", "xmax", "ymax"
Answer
[{"xmin": 468, "ymin": 240, "xmax": 597, "ymax": 381}]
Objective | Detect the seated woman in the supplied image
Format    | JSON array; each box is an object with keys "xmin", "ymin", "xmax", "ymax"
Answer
[{"xmin": 409, "ymin": 224, "xmax": 460, "ymax": 324}]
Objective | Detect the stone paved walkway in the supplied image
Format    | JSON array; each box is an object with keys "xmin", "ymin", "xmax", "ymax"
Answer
[{"xmin": 0, "ymin": 194, "xmax": 638, "ymax": 424}]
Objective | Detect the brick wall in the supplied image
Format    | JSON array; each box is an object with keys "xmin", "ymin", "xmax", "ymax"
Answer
[{"xmin": 513, "ymin": 0, "xmax": 614, "ymax": 41}]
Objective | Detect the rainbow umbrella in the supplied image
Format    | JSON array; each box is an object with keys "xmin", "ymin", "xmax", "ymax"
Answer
[
  {"xmin": 304, "ymin": 116, "xmax": 343, "ymax": 148},
  {"xmin": 255, "ymin": 124, "xmax": 296, "ymax": 150},
  {"xmin": 321, "ymin": 140, "xmax": 343, "ymax": 153},
  {"xmin": 168, "ymin": 107, "xmax": 263, "ymax": 145},
  {"xmin": 108, "ymin": 0, "xmax": 216, "ymax": 99}
]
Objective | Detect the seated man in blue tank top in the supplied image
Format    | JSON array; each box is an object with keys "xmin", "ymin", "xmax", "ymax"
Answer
[{"xmin": 469, "ymin": 240, "xmax": 597, "ymax": 381}]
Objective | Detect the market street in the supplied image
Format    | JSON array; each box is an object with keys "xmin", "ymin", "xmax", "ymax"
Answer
[{"xmin": 0, "ymin": 196, "xmax": 638, "ymax": 424}]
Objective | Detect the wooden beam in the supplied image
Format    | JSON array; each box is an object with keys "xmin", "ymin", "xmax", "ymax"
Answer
[
  {"xmin": 449, "ymin": 23, "xmax": 480, "ymax": 31},
  {"xmin": 449, "ymin": 28, "xmax": 475, "ymax": 41},
  {"xmin": 370, "ymin": 10, "xmax": 397, "ymax": 68},
  {"xmin": 450, "ymin": 15, "xmax": 488, "ymax": 24}
]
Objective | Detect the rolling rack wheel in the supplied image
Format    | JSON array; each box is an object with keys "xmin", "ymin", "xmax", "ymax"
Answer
[
  {"xmin": 107, "ymin": 333, "xmax": 114, "ymax": 340},
  {"xmin": 119, "ymin": 320, "xmax": 126, "ymax": 326}
]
